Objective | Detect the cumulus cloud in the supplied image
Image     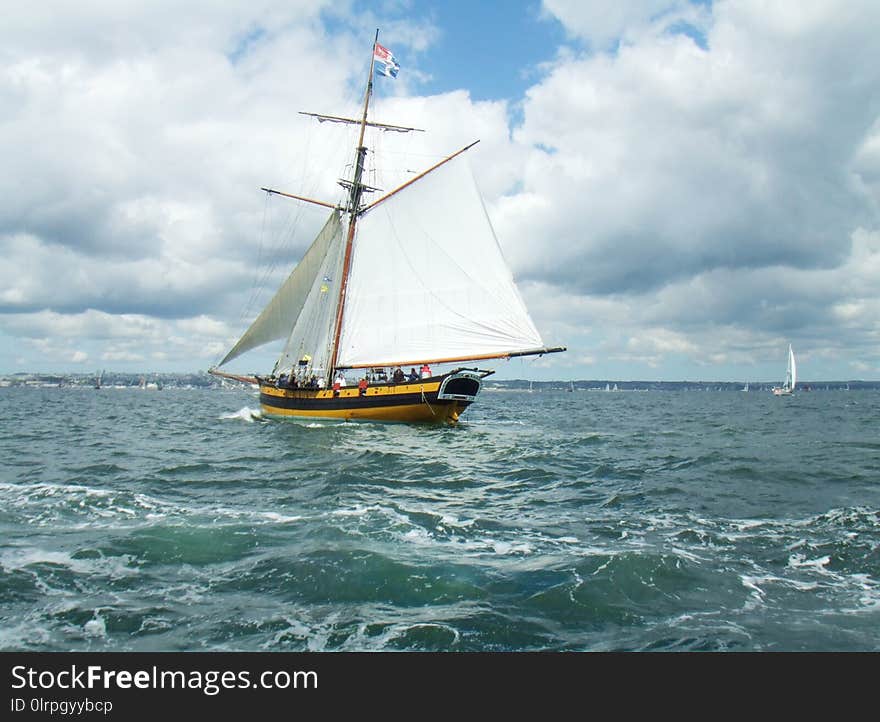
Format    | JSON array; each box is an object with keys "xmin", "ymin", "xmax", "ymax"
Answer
[
  {"xmin": 489, "ymin": 0, "xmax": 880, "ymax": 377},
  {"xmin": 2, "ymin": 0, "xmax": 879, "ymax": 380},
  {"xmin": 541, "ymin": 0, "xmax": 696, "ymax": 49},
  {"xmin": 503, "ymin": 1, "xmax": 878, "ymax": 288}
]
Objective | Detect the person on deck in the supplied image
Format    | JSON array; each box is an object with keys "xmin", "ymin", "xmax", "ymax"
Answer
[
  {"xmin": 420, "ymin": 363, "xmax": 432, "ymax": 379},
  {"xmin": 408, "ymin": 368, "xmax": 419, "ymax": 381},
  {"xmin": 358, "ymin": 378, "xmax": 368, "ymax": 396},
  {"xmin": 392, "ymin": 367, "xmax": 405, "ymax": 383},
  {"xmin": 335, "ymin": 372, "xmax": 347, "ymax": 387}
]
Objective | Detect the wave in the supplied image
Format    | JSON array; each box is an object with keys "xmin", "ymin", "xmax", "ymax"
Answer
[{"xmin": 219, "ymin": 406, "xmax": 264, "ymax": 423}]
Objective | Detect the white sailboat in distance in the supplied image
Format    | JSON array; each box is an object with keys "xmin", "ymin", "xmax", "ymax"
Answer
[{"xmin": 771, "ymin": 344, "xmax": 797, "ymax": 396}]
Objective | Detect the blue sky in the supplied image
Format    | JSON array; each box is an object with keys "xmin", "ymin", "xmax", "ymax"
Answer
[
  {"xmin": 383, "ymin": 1, "xmax": 566, "ymax": 101},
  {"xmin": 2, "ymin": 1, "xmax": 880, "ymax": 382}
]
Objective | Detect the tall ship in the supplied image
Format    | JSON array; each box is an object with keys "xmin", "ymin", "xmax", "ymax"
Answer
[{"xmin": 211, "ymin": 32, "xmax": 564, "ymax": 423}]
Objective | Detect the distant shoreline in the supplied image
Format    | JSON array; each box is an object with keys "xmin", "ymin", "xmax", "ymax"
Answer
[{"xmin": 1, "ymin": 372, "xmax": 876, "ymax": 392}]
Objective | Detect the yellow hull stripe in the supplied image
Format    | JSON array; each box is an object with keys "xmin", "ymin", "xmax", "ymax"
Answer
[{"xmin": 261, "ymin": 402, "xmax": 462, "ymax": 424}]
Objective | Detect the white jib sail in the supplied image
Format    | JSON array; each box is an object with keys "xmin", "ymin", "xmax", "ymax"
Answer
[
  {"xmin": 274, "ymin": 212, "xmax": 348, "ymax": 376},
  {"xmin": 218, "ymin": 211, "xmax": 343, "ymax": 368},
  {"xmin": 336, "ymin": 154, "xmax": 544, "ymax": 368}
]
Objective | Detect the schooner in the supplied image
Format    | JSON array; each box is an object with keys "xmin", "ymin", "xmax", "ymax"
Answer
[{"xmin": 211, "ymin": 32, "xmax": 564, "ymax": 423}]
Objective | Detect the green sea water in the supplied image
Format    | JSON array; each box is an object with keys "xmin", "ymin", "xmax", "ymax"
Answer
[{"xmin": 1, "ymin": 385, "xmax": 878, "ymax": 651}]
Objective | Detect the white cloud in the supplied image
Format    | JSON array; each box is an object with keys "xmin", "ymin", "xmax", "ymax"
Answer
[
  {"xmin": 506, "ymin": 2, "xmax": 879, "ymax": 292},
  {"xmin": 484, "ymin": 0, "xmax": 880, "ymax": 377},
  {"xmin": 541, "ymin": 0, "xmax": 695, "ymax": 49},
  {"xmin": 2, "ymin": 1, "xmax": 880, "ymax": 380}
]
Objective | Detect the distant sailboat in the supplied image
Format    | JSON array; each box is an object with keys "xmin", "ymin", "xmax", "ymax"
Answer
[{"xmin": 771, "ymin": 345, "xmax": 797, "ymax": 396}]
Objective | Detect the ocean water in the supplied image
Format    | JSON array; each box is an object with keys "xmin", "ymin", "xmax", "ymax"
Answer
[{"xmin": 1, "ymin": 384, "xmax": 878, "ymax": 652}]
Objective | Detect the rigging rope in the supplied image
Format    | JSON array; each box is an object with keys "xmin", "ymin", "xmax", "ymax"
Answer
[{"xmin": 420, "ymin": 387, "xmax": 436, "ymax": 416}]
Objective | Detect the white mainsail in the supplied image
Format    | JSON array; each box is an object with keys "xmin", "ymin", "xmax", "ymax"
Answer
[
  {"xmin": 335, "ymin": 154, "xmax": 544, "ymax": 368},
  {"xmin": 788, "ymin": 345, "xmax": 797, "ymax": 391},
  {"xmin": 217, "ymin": 211, "xmax": 343, "ymax": 368}
]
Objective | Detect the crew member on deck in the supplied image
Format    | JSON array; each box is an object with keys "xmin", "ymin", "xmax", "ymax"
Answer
[
  {"xmin": 420, "ymin": 363, "xmax": 431, "ymax": 378},
  {"xmin": 358, "ymin": 378, "xmax": 368, "ymax": 396}
]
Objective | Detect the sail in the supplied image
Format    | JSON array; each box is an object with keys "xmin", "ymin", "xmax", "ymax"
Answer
[
  {"xmin": 217, "ymin": 211, "xmax": 343, "ymax": 367},
  {"xmin": 274, "ymin": 211, "xmax": 349, "ymax": 376},
  {"xmin": 789, "ymin": 345, "xmax": 797, "ymax": 390},
  {"xmin": 335, "ymin": 154, "xmax": 544, "ymax": 368}
]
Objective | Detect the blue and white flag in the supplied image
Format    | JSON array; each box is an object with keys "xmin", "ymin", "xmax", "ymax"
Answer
[{"xmin": 373, "ymin": 43, "xmax": 400, "ymax": 78}]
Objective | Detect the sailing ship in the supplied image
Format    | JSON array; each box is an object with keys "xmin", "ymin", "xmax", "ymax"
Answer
[
  {"xmin": 210, "ymin": 32, "xmax": 564, "ymax": 424},
  {"xmin": 771, "ymin": 344, "xmax": 797, "ymax": 396}
]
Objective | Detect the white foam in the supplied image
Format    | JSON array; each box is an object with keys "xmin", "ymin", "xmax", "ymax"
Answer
[
  {"xmin": 732, "ymin": 519, "xmax": 767, "ymax": 530},
  {"xmin": 343, "ymin": 621, "xmax": 461, "ymax": 651},
  {"xmin": 258, "ymin": 511, "xmax": 304, "ymax": 524},
  {"xmin": 330, "ymin": 505, "xmax": 379, "ymax": 518},
  {"xmin": 219, "ymin": 407, "xmax": 263, "ymax": 423},
  {"xmin": 740, "ymin": 574, "xmax": 768, "ymax": 610},
  {"xmin": 0, "ymin": 548, "xmax": 138, "ymax": 580},
  {"xmin": 0, "ymin": 621, "xmax": 51, "ymax": 648},
  {"xmin": 490, "ymin": 540, "xmax": 533, "ymax": 555},
  {"xmin": 83, "ymin": 614, "xmax": 107, "ymax": 638},
  {"xmin": 668, "ymin": 545, "xmax": 707, "ymax": 563},
  {"xmin": 262, "ymin": 617, "xmax": 313, "ymax": 649},
  {"xmin": 403, "ymin": 527, "xmax": 433, "ymax": 543},
  {"xmin": 439, "ymin": 514, "xmax": 475, "ymax": 529},
  {"xmin": 787, "ymin": 553, "xmax": 831, "ymax": 571}
]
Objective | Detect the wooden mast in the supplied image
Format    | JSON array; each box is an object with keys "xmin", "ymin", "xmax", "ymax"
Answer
[{"xmin": 327, "ymin": 29, "xmax": 378, "ymax": 380}]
